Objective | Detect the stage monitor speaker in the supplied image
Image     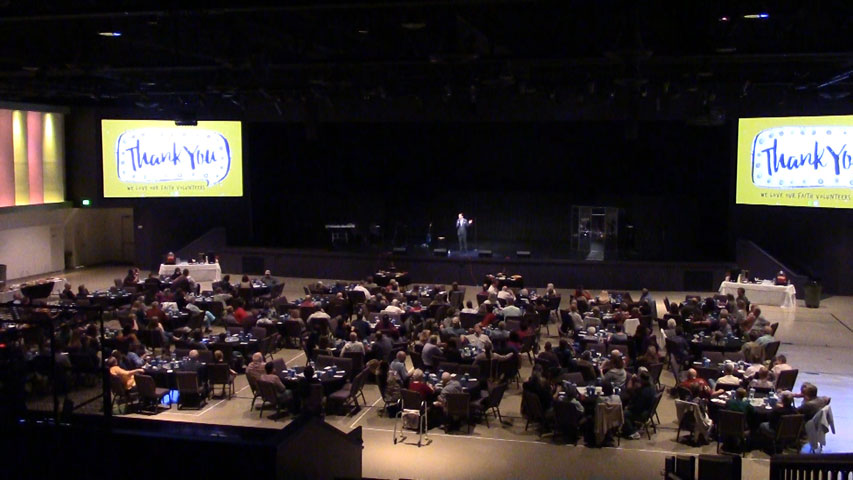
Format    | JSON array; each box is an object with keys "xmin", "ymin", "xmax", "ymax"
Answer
[
  {"xmin": 392, "ymin": 247, "xmax": 407, "ymax": 255},
  {"xmin": 516, "ymin": 250, "xmax": 531, "ymax": 258},
  {"xmin": 433, "ymin": 248, "xmax": 447, "ymax": 257},
  {"xmin": 478, "ymin": 250, "xmax": 492, "ymax": 258}
]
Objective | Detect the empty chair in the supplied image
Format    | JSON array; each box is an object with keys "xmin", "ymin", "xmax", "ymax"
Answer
[
  {"xmin": 227, "ymin": 326, "xmax": 244, "ymax": 336},
  {"xmin": 175, "ymin": 371, "xmax": 207, "ymax": 410},
  {"xmin": 207, "ymin": 363, "xmax": 235, "ymax": 398},
  {"xmin": 473, "ymin": 382, "xmax": 507, "ymax": 427},
  {"xmin": 196, "ymin": 350, "xmax": 214, "ymax": 364},
  {"xmin": 173, "ymin": 348, "xmax": 190, "ymax": 359},
  {"xmin": 457, "ymin": 364, "xmax": 480, "ymax": 379},
  {"xmin": 134, "ymin": 374, "xmax": 170, "ymax": 413},
  {"xmin": 282, "ymin": 320, "xmax": 304, "ymax": 348},
  {"xmin": 702, "ymin": 351, "xmax": 724, "ymax": 364},
  {"xmin": 724, "ymin": 351, "xmax": 745, "ymax": 363},
  {"xmin": 775, "ymin": 369, "xmax": 798, "ymax": 392},
  {"xmin": 256, "ymin": 379, "xmax": 287, "ymax": 420},
  {"xmin": 560, "ymin": 371, "xmax": 586, "ymax": 387},
  {"xmin": 438, "ymin": 362, "xmax": 459, "ymax": 374},
  {"xmin": 521, "ymin": 391, "xmax": 548, "ymax": 436},
  {"xmin": 695, "ymin": 367, "xmax": 720, "ymax": 382},
  {"xmin": 716, "ymin": 410, "xmax": 747, "ymax": 455},
  {"xmin": 762, "ymin": 414, "xmax": 805, "ymax": 453},
  {"xmin": 763, "ymin": 341, "xmax": 781, "ymax": 362},
  {"xmin": 553, "ymin": 398, "xmax": 582, "ymax": 445},
  {"xmin": 251, "ymin": 327, "xmax": 267, "ymax": 340}
]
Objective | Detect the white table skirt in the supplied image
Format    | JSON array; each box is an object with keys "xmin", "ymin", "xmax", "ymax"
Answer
[
  {"xmin": 719, "ymin": 281, "xmax": 797, "ymax": 308},
  {"xmin": 159, "ymin": 263, "xmax": 222, "ymax": 282}
]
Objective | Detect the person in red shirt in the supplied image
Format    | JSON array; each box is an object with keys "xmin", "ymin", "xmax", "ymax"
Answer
[
  {"xmin": 146, "ymin": 301, "xmax": 167, "ymax": 323},
  {"xmin": 407, "ymin": 369, "xmax": 434, "ymax": 400},
  {"xmin": 679, "ymin": 368, "xmax": 712, "ymax": 399},
  {"xmin": 233, "ymin": 301, "xmax": 249, "ymax": 325}
]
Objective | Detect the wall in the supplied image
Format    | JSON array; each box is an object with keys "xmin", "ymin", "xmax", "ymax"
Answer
[
  {"xmin": 64, "ymin": 207, "xmax": 134, "ymax": 267},
  {"xmin": 0, "ymin": 205, "xmax": 69, "ymax": 279}
]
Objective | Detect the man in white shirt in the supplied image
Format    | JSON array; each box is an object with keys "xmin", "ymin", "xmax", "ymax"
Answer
[
  {"xmin": 716, "ymin": 363, "xmax": 741, "ymax": 387},
  {"xmin": 464, "ymin": 325, "xmax": 492, "ymax": 350},
  {"xmin": 771, "ymin": 354, "xmax": 793, "ymax": 380},
  {"xmin": 500, "ymin": 301, "xmax": 521, "ymax": 319},
  {"xmin": 340, "ymin": 332, "xmax": 365, "ymax": 356},
  {"xmin": 497, "ymin": 286, "xmax": 515, "ymax": 303},
  {"xmin": 487, "ymin": 281, "xmax": 499, "ymax": 295},
  {"xmin": 383, "ymin": 298, "xmax": 405, "ymax": 315},
  {"xmin": 389, "ymin": 350, "xmax": 410, "ymax": 384},
  {"xmin": 569, "ymin": 303, "xmax": 584, "ymax": 331},
  {"xmin": 352, "ymin": 282, "xmax": 371, "ymax": 299},
  {"xmin": 460, "ymin": 300, "xmax": 478, "ymax": 315}
]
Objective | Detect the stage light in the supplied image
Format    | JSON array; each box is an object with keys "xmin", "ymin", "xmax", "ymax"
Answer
[
  {"xmin": 98, "ymin": 31, "xmax": 122, "ymax": 37},
  {"xmin": 743, "ymin": 13, "xmax": 769, "ymax": 19}
]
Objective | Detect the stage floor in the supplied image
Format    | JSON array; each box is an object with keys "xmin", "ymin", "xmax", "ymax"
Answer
[{"xmin": 24, "ymin": 266, "xmax": 853, "ymax": 479}]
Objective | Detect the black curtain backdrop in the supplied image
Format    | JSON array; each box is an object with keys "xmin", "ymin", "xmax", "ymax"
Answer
[{"xmin": 246, "ymin": 121, "xmax": 732, "ymax": 261}]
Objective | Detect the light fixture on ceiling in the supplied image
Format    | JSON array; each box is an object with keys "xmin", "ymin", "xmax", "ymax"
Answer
[
  {"xmin": 98, "ymin": 31, "xmax": 122, "ymax": 37},
  {"xmin": 743, "ymin": 13, "xmax": 769, "ymax": 19}
]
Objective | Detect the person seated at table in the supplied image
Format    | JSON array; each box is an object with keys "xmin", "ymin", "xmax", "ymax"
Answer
[
  {"xmin": 146, "ymin": 317, "xmax": 173, "ymax": 347},
  {"xmin": 76, "ymin": 284, "xmax": 90, "ymax": 298},
  {"xmin": 489, "ymin": 321, "xmax": 510, "ymax": 343},
  {"xmin": 115, "ymin": 325, "xmax": 140, "ymax": 351},
  {"xmin": 715, "ymin": 310, "xmax": 734, "ymax": 335},
  {"xmin": 608, "ymin": 321, "xmax": 629, "ymax": 345},
  {"xmin": 383, "ymin": 298, "xmax": 405, "ymax": 315},
  {"xmin": 775, "ymin": 270, "xmax": 788, "ymax": 286},
  {"xmin": 749, "ymin": 367, "xmax": 774, "ymax": 390},
  {"xmin": 376, "ymin": 313, "xmax": 399, "ymax": 336},
  {"xmin": 748, "ymin": 306, "xmax": 770, "ymax": 333},
  {"xmin": 340, "ymin": 332, "xmax": 366, "ymax": 356},
  {"xmin": 246, "ymin": 352, "xmax": 266, "ymax": 383},
  {"xmin": 499, "ymin": 299, "xmax": 522, "ymax": 319},
  {"xmin": 58, "ymin": 283, "xmax": 75, "ymax": 301},
  {"xmin": 474, "ymin": 342, "xmax": 515, "ymax": 371},
  {"xmin": 632, "ymin": 324, "xmax": 657, "ymax": 358},
  {"xmin": 388, "ymin": 350, "xmax": 410, "ymax": 384},
  {"xmin": 482, "ymin": 292, "xmax": 500, "ymax": 307},
  {"xmin": 574, "ymin": 285, "xmax": 592, "ymax": 301},
  {"xmin": 595, "ymin": 290, "xmax": 611, "ymax": 305},
  {"xmin": 797, "ymin": 382, "xmax": 830, "ymax": 422},
  {"xmin": 516, "ymin": 318, "xmax": 535, "ymax": 340},
  {"xmin": 635, "ymin": 345, "xmax": 661, "ymax": 370},
  {"xmin": 622, "ymin": 370, "xmax": 655, "ymax": 439},
  {"xmin": 596, "ymin": 382, "xmax": 622, "ymax": 407},
  {"xmin": 421, "ymin": 335, "xmax": 443, "ymax": 371},
  {"xmin": 740, "ymin": 330, "xmax": 763, "ymax": 363},
  {"xmin": 478, "ymin": 303, "xmax": 498, "ymax": 327},
  {"xmin": 583, "ymin": 307, "xmax": 602, "ymax": 329},
  {"xmin": 755, "ymin": 326, "xmax": 776, "ymax": 347},
  {"xmin": 371, "ymin": 331, "xmax": 394, "ymax": 362},
  {"xmin": 184, "ymin": 297, "xmax": 214, "ymax": 333},
  {"xmin": 716, "ymin": 363, "xmax": 742, "ymax": 388},
  {"xmin": 680, "ymin": 368, "xmax": 712, "ymax": 400},
  {"xmin": 187, "ymin": 329, "xmax": 208, "ymax": 351},
  {"xmin": 408, "ymin": 369, "xmax": 435, "ymax": 400},
  {"xmin": 464, "ymin": 324, "xmax": 492, "ymax": 350},
  {"xmin": 460, "ymin": 300, "xmax": 478, "ymax": 315},
  {"xmin": 536, "ymin": 341, "xmax": 560, "ymax": 370},
  {"xmin": 440, "ymin": 337, "xmax": 462, "ymax": 363},
  {"xmin": 758, "ymin": 391, "xmax": 798, "ymax": 440},
  {"xmin": 441, "ymin": 318, "xmax": 466, "ymax": 338},
  {"xmin": 229, "ymin": 300, "xmax": 248, "ymax": 326},
  {"xmin": 213, "ymin": 350, "xmax": 237, "ymax": 382},
  {"xmin": 236, "ymin": 274, "xmax": 251, "ymax": 290},
  {"xmin": 107, "ymin": 356, "xmax": 144, "ymax": 392},
  {"xmin": 180, "ymin": 349, "xmax": 204, "ymax": 372},
  {"xmin": 497, "ymin": 285, "xmax": 515, "ymax": 303},
  {"xmin": 122, "ymin": 268, "xmax": 138, "ymax": 288},
  {"xmin": 736, "ymin": 287, "xmax": 750, "ymax": 309},
  {"xmin": 523, "ymin": 365, "xmax": 554, "ymax": 415},
  {"xmin": 602, "ymin": 353, "xmax": 628, "ymax": 388},
  {"xmin": 771, "ymin": 355, "xmax": 793, "ymax": 383},
  {"xmin": 260, "ymin": 361, "xmax": 293, "ymax": 406},
  {"xmin": 259, "ymin": 270, "xmax": 278, "ymax": 287},
  {"xmin": 552, "ymin": 339, "xmax": 575, "ymax": 369},
  {"xmin": 350, "ymin": 313, "xmax": 370, "ymax": 340},
  {"xmin": 165, "ymin": 267, "xmax": 180, "ymax": 281}
]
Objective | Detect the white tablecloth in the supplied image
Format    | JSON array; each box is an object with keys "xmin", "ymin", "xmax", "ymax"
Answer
[
  {"xmin": 719, "ymin": 281, "xmax": 796, "ymax": 308},
  {"xmin": 159, "ymin": 263, "xmax": 222, "ymax": 282}
]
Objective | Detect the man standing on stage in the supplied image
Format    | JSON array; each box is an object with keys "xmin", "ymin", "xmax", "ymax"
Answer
[{"xmin": 456, "ymin": 213, "xmax": 473, "ymax": 252}]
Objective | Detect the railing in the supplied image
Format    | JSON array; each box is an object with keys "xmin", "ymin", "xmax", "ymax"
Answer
[{"xmin": 770, "ymin": 453, "xmax": 853, "ymax": 480}]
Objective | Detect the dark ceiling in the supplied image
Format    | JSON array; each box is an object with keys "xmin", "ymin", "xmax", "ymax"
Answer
[{"xmin": 3, "ymin": 0, "xmax": 853, "ymax": 121}]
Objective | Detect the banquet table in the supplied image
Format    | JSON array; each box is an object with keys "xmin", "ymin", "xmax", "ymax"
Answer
[
  {"xmin": 484, "ymin": 274, "xmax": 524, "ymax": 289},
  {"xmin": 426, "ymin": 372, "xmax": 480, "ymax": 393},
  {"xmin": 690, "ymin": 335, "xmax": 744, "ymax": 353},
  {"xmin": 159, "ymin": 263, "xmax": 222, "ymax": 282},
  {"xmin": 718, "ymin": 281, "xmax": 796, "ymax": 308},
  {"xmin": 374, "ymin": 271, "xmax": 411, "ymax": 287}
]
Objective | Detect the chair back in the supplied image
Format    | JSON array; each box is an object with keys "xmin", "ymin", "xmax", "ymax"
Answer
[
  {"xmin": 459, "ymin": 312, "xmax": 482, "ymax": 329},
  {"xmin": 724, "ymin": 351, "xmax": 745, "ymax": 363},
  {"xmin": 174, "ymin": 348, "xmax": 190, "ymax": 359},
  {"xmin": 208, "ymin": 363, "xmax": 230, "ymax": 384},
  {"xmin": 409, "ymin": 350, "xmax": 425, "ymax": 370},
  {"xmin": 587, "ymin": 342, "xmax": 606, "ymax": 355},
  {"xmin": 134, "ymin": 374, "xmax": 156, "ymax": 399},
  {"xmin": 109, "ymin": 374, "xmax": 127, "ymax": 396},
  {"xmin": 561, "ymin": 371, "xmax": 586, "ymax": 387},
  {"xmin": 449, "ymin": 290, "xmax": 465, "ymax": 310},
  {"xmin": 445, "ymin": 392, "xmax": 470, "ymax": 418},
  {"xmin": 457, "ymin": 364, "xmax": 480, "ymax": 379},
  {"xmin": 487, "ymin": 382, "xmax": 508, "ymax": 409},
  {"xmin": 475, "ymin": 292, "xmax": 488, "ymax": 306},
  {"xmin": 505, "ymin": 319, "xmax": 521, "ymax": 332},
  {"xmin": 347, "ymin": 289, "xmax": 366, "ymax": 305},
  {"xmin": 776, "ymin": 414, "xmax": 805, "ymax": 444},
  {"xmin": 547, "ymin": 295, "xmax": 562, "ymax": 311},
  {"xmin": 227, "ymin": 326, "xmax": 243, "ymax": 335},
  {"xmin": 197, "ymin": 350, "xmax": 214, "ymax": 364},
  {"xmin": 703, "ymin": 351, "xmax": 724, "ymax": 364},
  {"xmin": 175, "ymin": 371, "xmax": 200, "ymax": 393},
  {"xmin": 257, "ymin": 379, "xmax": 279, "ymax": 404},
  {"xmin": 521, "ymin": 391, "xmax": 544, "ymax": 422},
  {"xmin": 438, "ymin": 361, "xmax": 459, "ymax": 374},
  {"xmin": 283, "ymin": 319, "xmax": 303, "ymax": 337},
  {"xmin": 554, "ymin": 398, "xmax": 580, "ymax": 431},
  {"xmin": 717, "ymin": 409, "xmax": 746, "ymax": 438},
  {"xmin": 251, "ymin": 327, "xmax": 267, "ymax": 340},
  {"xmin": 315, "ymin": 355, "xmax": 336, "ymax": 370},
  {"xmin": 696, "ymin": 366, "xmax": 721, "ymax": 382},
  {"xmin": 770, "ymin": 322, "xmax": 779, "ymax": 336},
  {"xmin": 304, "ymin": 383, "xmax": 324, "ymax": 416},
  {"xmin": 401, "ymin": 389, "xmax": 424, "ymax": 410},
  {"xmin": 775, "ymin": 369, "xmax": 798, "ymax": 392},
  {"xmin": 342, "ymin": 351, "xmax": 364, "ymax": 375},
  {"xmin": 246, "ymin": 370, "xmax": 260, "ymax": 395},
  {"xmin": 764, "ymin": 341, "xmax": 781, "ymax": 361},
  {"xmin": 519, "ymin": 335, "xmax": 535, "ymax": 354}
]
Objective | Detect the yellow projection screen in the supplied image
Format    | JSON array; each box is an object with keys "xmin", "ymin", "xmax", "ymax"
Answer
[
  {"xmin": 737, "ymin": 116, "xmax": 853, "ymax": 208},
  {"xmin": 102, "ymin": 119, "xmax": 243, "ymax": 197}
]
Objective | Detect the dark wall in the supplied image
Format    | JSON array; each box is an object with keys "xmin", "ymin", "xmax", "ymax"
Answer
[
  {"xmin": 247, "ymin": 121, "xmax": 733, "ymax": 261},
  {"xmin": 65, "ymin": 108, "xmax": 254, "ymax": 270}
]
